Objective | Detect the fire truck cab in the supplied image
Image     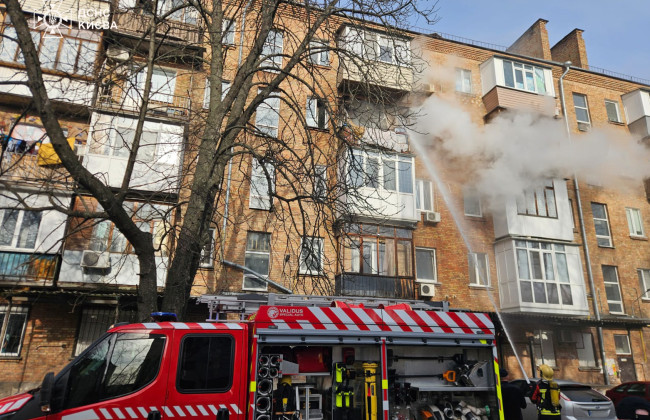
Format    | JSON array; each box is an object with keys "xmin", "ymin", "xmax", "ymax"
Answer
[{"xmin": 0, "ymin": 294, "xmax": 504, "ymax": 420}]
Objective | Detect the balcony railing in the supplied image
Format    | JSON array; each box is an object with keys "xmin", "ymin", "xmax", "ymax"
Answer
[
  {"xmin": 0, "ymin": 251, "xmax": 59, "ymax": 285},
  {"xmin": 335, "ymin": 273, "xmax": 414, "ymax": 299},
  {"xmin": 111, "ymin": 10, "xmax": 201, "ymax": 46},
  {"xmin": 95, "ymin": 86, "xmax": 191, "ymax": 121}
]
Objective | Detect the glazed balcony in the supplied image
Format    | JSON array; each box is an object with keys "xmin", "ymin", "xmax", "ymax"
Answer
[
  {"xmin": 337, "ymin": 25, "xmax": 413, "ymax": 92},
  {"xmin": 335, "ymin": 273, "xmax": 414, "ymax": 299},
  {"xmin": 480, "ymin": 56, "xmax": 557, "ymax": 119},
  {"xmin": 0, "ymin": 251, "xmax": 59, "ymax": 286},
  {"xmin": 622, "ymin": 89, "xmax": 650, "ymax": 140},
  {"xmin": 95, "ymin": 84, "xmax": 191, "ymax": 122}
]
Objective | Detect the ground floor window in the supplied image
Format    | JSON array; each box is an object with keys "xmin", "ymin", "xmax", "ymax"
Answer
[
  {"xmin": 576, "ymin": 332, "xmax": 597, "ymax": 368},
  {"xmin": 0, "ymin": 305, "xmax": 29, "ymax": 356},
  {"xmin": 74, "ymin": 307, "xmax": 115, "ymax": 356},
  {"xmin": 614, "ymin": 334, "xmax": 631, "ymax": 355},
  {"xmin": 532, "ymin": 329, "xmax": 556, "ymax": 368}
]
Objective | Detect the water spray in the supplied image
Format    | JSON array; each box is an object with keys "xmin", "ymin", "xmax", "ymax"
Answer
[{"xmin": 409, "ymin": 132, "xmax": 530, "ymax": 383}]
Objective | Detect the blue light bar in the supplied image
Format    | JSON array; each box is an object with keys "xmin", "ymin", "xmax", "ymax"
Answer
[{"xmin": 151, "ymin": 312, "xmax": 177, "ymax": 322}]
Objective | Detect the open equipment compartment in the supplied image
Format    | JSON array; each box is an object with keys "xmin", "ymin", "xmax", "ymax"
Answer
[{"xmin": 250, "ymin": 301, "xmax": 502, "ymax": 420}]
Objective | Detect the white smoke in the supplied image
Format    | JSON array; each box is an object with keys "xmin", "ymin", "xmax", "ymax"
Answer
[{"xmin": 413, "ymin": 79, "xmax": 650, "ymax": 204}]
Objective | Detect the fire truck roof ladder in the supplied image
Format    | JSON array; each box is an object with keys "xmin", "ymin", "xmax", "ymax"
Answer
[{"xmin": 197, "ymin": 293, "xmax": 450, "ymax": 321}]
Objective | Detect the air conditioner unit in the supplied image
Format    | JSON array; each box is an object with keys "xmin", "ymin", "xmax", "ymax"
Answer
[
  {"xmin": 558, "ymin": 330, "xmax": 576, "ymax": 343},
  {"xmin": 105, "ymin": 46, "xmax": 130, "ymax": 62},
  {"xmin": 419, "ymin": 282, "xmax": 435, "ymax": 297},
  {"xmin": 424, "ymin": 211, "xmax": 441, "ymax": 223},
  {"xmin": 80, "ymin": 250, "xmax": 111, "ymax": 269},
  {"xmin": 577, "ymin": 122, "xmax": 591, "ymax": 132}
]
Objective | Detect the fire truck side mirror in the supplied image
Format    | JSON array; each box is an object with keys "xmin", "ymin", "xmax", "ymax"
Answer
[
  {"xmin": 146, "ymin": 410, "xmax": 161, "ymax": 420},
  {"xmin": 217, "ymin": 407, "xmax": 229, "ymax": 420},
  {"xmin": 39, "ymin": 372, "xmax": 54, "ymax": 412}
]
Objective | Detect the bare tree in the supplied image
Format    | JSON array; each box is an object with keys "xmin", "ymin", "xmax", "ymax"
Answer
[{"xmin": 1, "ymin": 0, "xmax": 438, "ymax": 318}]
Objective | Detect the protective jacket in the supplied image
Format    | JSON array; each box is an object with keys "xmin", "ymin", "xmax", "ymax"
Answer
[{"xmin": 531, "ymin": 379, "xmax": 561, "ymax": 418}]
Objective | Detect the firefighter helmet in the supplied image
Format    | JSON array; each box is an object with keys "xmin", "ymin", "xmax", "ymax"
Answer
[
  {"xmin": 539, "ymin": 364, "xmax": 554, "ymax": 380},
  {"xmin": 279, "ymin": 376, "xmax": 292, "ymax": 386}
]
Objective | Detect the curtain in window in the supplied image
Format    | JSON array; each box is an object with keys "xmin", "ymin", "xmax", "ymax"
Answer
[
  {"xmin": 0, "ymin": 210, "xmax": 18, "ymax": 246},
  {"xmin": 397, "ymin": 160, "xmax": 412, "ymax": 193},
  {"xmin": 90, "ymin": 221, "xmax": 111, "ymax": 252}
]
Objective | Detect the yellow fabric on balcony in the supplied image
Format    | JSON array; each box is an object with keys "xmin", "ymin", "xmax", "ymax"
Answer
[{"xmin": 37, "ymin": 137, "xmax": 76, "ymax": 166}]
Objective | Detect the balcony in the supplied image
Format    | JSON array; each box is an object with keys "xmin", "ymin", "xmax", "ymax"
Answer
[
  {"xmin": 337, "ymin": 26, "xmax": 413, "ymax": 92},
  {"xmin": 110, "ymin": 8, "xmax": 202, "ymax": 49},
  {"xmin": 335, "ymin": 274, "xmax": 414, "ymax": 299},
  {"xmin": 480, "ymin": 56, "xmax": 557, "ymax": 119},
  {"xmin": 95, "ymin": 85, "xmax": 191, "ymax": 122},
  {"xmin": 622, "ymin": 89, "xmax": 650, "ymax": 140},
  {"xmin": 0, "ymin": 251, "xmax": 59, "ymax": 286}
]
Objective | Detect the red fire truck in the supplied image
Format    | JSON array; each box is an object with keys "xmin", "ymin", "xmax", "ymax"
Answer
[{"xmin": 0, "ymin": 294, "xmax": 504, "ymax": 420}]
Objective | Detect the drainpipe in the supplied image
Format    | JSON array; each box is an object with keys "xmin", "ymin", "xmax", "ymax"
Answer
[{"xmin": 558, "ymin": 61, "xmax": 609, "ymax": 385}]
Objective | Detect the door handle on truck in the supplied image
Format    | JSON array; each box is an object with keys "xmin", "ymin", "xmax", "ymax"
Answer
[
  {"xmin": 147, "ymin": 410, "xmax": 161, "ymax": 420},
  {"xmin": 217, "ymin": 407, "xmax": 230, "ymax": 420}
]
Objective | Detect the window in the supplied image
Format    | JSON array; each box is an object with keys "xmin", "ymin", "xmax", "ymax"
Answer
[
  {"xmin": 455, "ymin": 68, "xmax": 472, "ymax": 93},
  {"xmin": 639, "ymin": 269, "xmax": 650, "ymax": 299},
  {"xmin": 261, "ymin": 29, "xmax": 283, "ymax": 69},
  {"xmin": 573, "ymin": 93, "xmax": 590, "ymax": 124},
  {"xmin": 463, "ymin": 190, "xmax": 482, "ymax": 217},
  {"xmin": 156, "ymin": 0, "xmax": 197, "ymax": 24},
  {"xmin": 203, "ymin": 79, "xmax": 231, "ymax": 109},
  {"xmin": 415, "ymin": 248, "xmax": 436, "ymax": 283},
  {"xmin": 0, "ymin": 209, "xmax": 42, "ymax": 250},
  {"xmin": 502, "ymin": 60, "xmax": 547, "ymax": 94},
  {"xmin": 63, "ymin": 333, "xmax": 165, "ymax": 409},
  {"xmin": 605, "ymin": 100, "xmax": 622, "ymax": 123},
  {"xmin": 306, "ymin": 97, "xmax": 328, "ymax": 129},
  {"xmin": 88, "ymin": 203, "xmax": 169, "ymax": 255},
  {"xmin": 222, "ymin": 18, "xmax": 235, "ymax": 45},
  {"xmin": 516, "ymin": 181, "xmax": 557, "ymax": 217},
  {"xmin": 576, "ymin": 332, "xmax": 597, "ymax": 368},
  {"xmin": 178, "ymin": 335, "xmax": 234, "ymax": 392},
  {"xmin": 626, "ymin": 208, "xmax": 645, "ymax": 237},
  {"xmin": 129, "ymin": 67, "xmax": 177, "ymax": 104},
  {"xmin": 299, "ymin": 237, "xmax": 324, "ymax": 275},
  {"xmin": 0, "ymin": 305, "xmax": 28, "ymax": 356},
  {"xmin": 591, "ymin": 203, "xmax": 612, "ymax": 247},
  {"xmin": 516, "ymin": 241, "xmax": 573, "ymax": 306},
  {"xmin": 614, "ymin": 334, "xmax": 631, "ymax": 354},
  {"xmin": 309, "ymin": 40, "xmax": 329, "ymax": 66},
  {"xmin": 243, "ymin": 232, "xmax": 270, "ymax": 290},
  {"xmin": 355, "ymin": 30, "xmax": 409, "ymax": 66},
  {"xmin": 88, "ymin": 123, "xmax": 182, "ymax": 165},
  {"xmin": 74, "ymin": 307, "xmax": 114, "ymax": 356},
  {"xmin": 255, "ymin": 94, "xmax": 280, "ymax": 137},
  {"xmin": 532, "ymin": 330, "xmax": 556, "ymax": 368},
  {"xmin": 602, "ymin": 265, "xmax": 623, "ymax": 314},
  {"xmin": 342, "ymin": 224, "xmax": 413, "ymax": 277},
  {"xmin": 0, "ymin": 20, "xmax": 100, "ymax": 76},
  {"xmin": 249, "ymin": 158, "xmax": 275, "ymax": 210},
  {"xmin": 199, "ymin": 228, "xmax": 216, "ymax": 268},
  {"xmin": 313, "ymin": 165, "xmax": 327, "ymax": 201},
  {"xmin": 349, "ymin": 150, "xmax": 413, "ymax": 194},
  {"xmin": 468, "ymin": 252, "xmax": 489, "ymax": 286},
  {"xmin": 416, "ymin": 179, "xmax": 434, "ymax": 212}
]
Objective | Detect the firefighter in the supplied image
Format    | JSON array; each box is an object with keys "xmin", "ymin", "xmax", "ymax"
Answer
[{"xmin": 530, "ymin": 364, "xmax": 561, "ymax": 419}]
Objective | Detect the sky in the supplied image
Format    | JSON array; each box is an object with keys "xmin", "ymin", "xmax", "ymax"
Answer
[{"xmin": 410, "ymin": 0, "xmax": 650, "ymax": 83}]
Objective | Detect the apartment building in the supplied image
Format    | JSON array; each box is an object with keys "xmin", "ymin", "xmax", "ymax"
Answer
[
  {"xmin": 0, "ymin": 3, "xmax": 648, "ymax": 397},
  {"xmin": 0, "ymin": 0, "xmax": 203, "ymax": 395}
]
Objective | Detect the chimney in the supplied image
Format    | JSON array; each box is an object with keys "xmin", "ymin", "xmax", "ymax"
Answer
[
  {"xmin": 506, "ymin": 19, "xmax": 552, "ymax": 60},
  {"xmin": 551, "ymin": 29, "xmax": 589, "ymax": 69}
]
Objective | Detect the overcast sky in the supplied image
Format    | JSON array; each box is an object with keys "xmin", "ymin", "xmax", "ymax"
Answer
[{"xmin": 410, "ymin": 0, "xmax": 650, "ymax": 83}]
